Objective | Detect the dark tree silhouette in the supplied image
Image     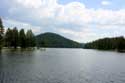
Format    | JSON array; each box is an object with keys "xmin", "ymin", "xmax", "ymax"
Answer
[
  {"xmin": 4, "ymin": 28, "xmax": 12, "ymax": 47},
  {"xmin": 19, "ymin": 29, "xmax": 26, "ymax": 48},
  {"xmin": 26, "ymin": 29, "xmax": 36, "ymax": 47},
  {"xmin": 12, "ymin": 27, "xmax": 19, "ymax": 48},
  {"xmin": 0, "ymin": 18, "xmax": 4, "ymax": 49},
  {"xmin": 84, "ymin": 36, "xmax": 125, "ymax": 52}
]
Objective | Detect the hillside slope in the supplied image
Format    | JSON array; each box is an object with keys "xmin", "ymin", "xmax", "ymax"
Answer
[{"xmin": 36, "ymin": 32, "xmax": 82, "ymax": 48}]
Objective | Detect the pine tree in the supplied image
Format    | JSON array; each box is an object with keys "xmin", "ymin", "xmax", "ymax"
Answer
[
  {"xmin": 12, "ymin": 27, "xmax": 19, "ymax": 48},
  {"xmin": 26, "ymin": 29, "xmax": 36, "ymax": 47},
  {"xmin": 0, "ymin": 18, "xmax": 4, "ymax": 34},
  {"xmin": 117, "ymin": 36, "xmax": 125, "ymax": 51},
  {"xmin": 0, "ymin": 18, "xmax": 4, "ymax": 49},
  {"xmin": 19, "ymin": 29, "xmax": 26, "ymax": 48},
  {"xmin": 4, "ymin": 28, "xmax": 12, "ymax": 47}
]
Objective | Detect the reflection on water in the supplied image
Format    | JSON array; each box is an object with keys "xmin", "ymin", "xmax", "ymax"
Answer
[{"xmin": 0, "ymin": 48, "xmax": 125, "ymax": 83}]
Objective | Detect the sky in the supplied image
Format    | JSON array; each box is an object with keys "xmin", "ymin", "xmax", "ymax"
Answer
[{"xmin": 0, "ymin": 0, "xmax": 125, "ymax": 43}]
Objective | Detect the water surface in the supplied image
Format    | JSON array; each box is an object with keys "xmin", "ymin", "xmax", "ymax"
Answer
[{"xmin": 0, "ymin": 48, "xmax": 125, "ymax": 83}]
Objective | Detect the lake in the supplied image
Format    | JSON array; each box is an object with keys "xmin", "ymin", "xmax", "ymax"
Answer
[{"xmin": 0, "ymin": 48, "xmax": 125, "ymax": 83}]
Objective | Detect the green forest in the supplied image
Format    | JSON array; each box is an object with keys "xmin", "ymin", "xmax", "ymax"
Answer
[
  {"xmin": 84, "ymin": 37, "xmax": 125, "ymax": 52},
  {"xmin": 0, "ymin": 18, "xmax": 36, "ymax": 49},
  {"xmin": 36, "ymin": 32, "xmax": 81, "ymax": 48}
]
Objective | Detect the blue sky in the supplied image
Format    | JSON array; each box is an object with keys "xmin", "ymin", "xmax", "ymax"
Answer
[
  {"xmin": 0, "ymin": 0, "xmax": 125, "ymax": 42},
  {"xmin": 59, "ymin": 0, "xmax": 125, "ymax": 10}
]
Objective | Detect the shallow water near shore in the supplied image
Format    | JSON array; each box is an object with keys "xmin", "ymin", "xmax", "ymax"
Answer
[{"xmin": 0, "ymin": 48, "xmax": 125, "ymax": 83}]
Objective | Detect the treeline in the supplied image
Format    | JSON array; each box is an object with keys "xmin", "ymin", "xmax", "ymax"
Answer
[
  {"xmin": 84, "ymin": 36, "xmax": 125, "ymax": 51},
  {"xmin": 0, "ymin": 18, "xmax": 36, "ymax": 49},
  {"xmin": 4, "ymin": 28, "xmax": 36, "ymax": 48}
]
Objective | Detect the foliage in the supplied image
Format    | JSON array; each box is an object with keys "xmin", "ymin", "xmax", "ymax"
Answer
[
  {"xmin": 36, "ymin": 32, "xmax": 82, "ymax": 48},
  {"xmin": 84, "ymin": 36, "xmax": 125, "ymax": 51},
  {"xmin": 0, "ymin": 18, "xmax": 4, "ymax": 34},
  {"xmin": 12, "ymin": 27, "xmax": 19, "ymax": 48},
  {"xmin": 26, "ymin": 30, "xmax": 36, "ymax": 47},
  {"xmin": 4, "ymin": 28, "xmax": 13, "ymax": 47},
  {"xmin": 19, "ymin": 29, "xmax": 27, "ymax": 48},
  {"xmin": 4, "ymin": 28, "xmax": 36, "ymax": 48},
  {"xmin": 0, "ymin": 17, "xmax": 4, "ymax": 49}
]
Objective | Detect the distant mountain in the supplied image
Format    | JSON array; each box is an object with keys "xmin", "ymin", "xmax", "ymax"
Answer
[{"xmin": 36, "ymin": 32, "xmax": 82, "ymax": 48}]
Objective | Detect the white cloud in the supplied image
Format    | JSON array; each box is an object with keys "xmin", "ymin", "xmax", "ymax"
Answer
[
  {"xmin": 56, "ymin": 2, "xmax": 93, "ymax": 24},
  {"xmin": 1, "ymin": 0, "xmax": 125, "ymax": 42},
  {"xmin": 8, "ymin": 0, "xmax": 125, "ymax": 25},
  {"xmin": 17, "ymin": 0, "xmax": 42, "ymax": 8},
  {"xmin": 57, "ymin": 28, "xmax": 99, "ymax": 42},
  {"xmin": 101, "ymin": 1, "xmax": 111, "ymax": 6},
  {"xmin": 3, "ymin": 19, "xmax": 42, "ymax": 34}
]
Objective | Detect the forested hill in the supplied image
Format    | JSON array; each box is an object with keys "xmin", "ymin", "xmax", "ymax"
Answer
[
  {"xmin": 84, "ymin": 36, "xmax": 125, "ymax": 52},
  {"xmin": 36, "ymin": 32, "xmax": 82, "ymax": 48}
]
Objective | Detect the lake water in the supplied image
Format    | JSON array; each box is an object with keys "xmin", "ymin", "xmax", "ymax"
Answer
[{"xmin": 0, "ymin": 48, "xmax": 125, "ymax": 83}]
